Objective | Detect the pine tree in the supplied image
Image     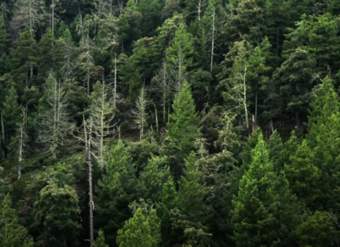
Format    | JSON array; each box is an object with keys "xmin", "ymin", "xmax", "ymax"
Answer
[
  {"xmin": 219, "ymin": 38, "xmax": 271, "ymax": 129},
  {"xmin": 175, "ymin": 154, "xmax": 211, "ymax": 246},
  {"xmin": 269, "ymin": 48, "xmax": 318, "ymax": 128},
  {"xmin": 225, "ymin": 0, "xmax": 266, "ymax": 44},
  {"xmin": 96, "ymin": 141, "xmax": 139, "ymax": 244},
  {"xmin": 165, "ymin": 80, "xmax": 201, "ymax": 179},
  {"xmin": 33, "ymin": 182, "xmax": 81, "ymax": 247},
  {"xmin": 117, "ymin": 204, "xmax": 161, "ymax": 247},
  {"xmin": 165, "ymin": 21, "xmax": 194, "ymax": 88},
  {"xmin": 88, "ymin": 81, "xmax": 115, "ymax": 168},
  {"xmin": 296, "ymin": 211, "xmax": 338, "ymax": 246},
  {"xmin": 140, "ymin": 155, "xmax": 171, "ymax": 201},
  {"xmin": 0, "ymin": 195, "xmax": 34, "ymax": 247},
  {"xmin": 284, "ymin": 140, "xmax": 321, "ymax": 208},
  {"xmin": 134, "ymin": 87, "xmax": 148, "ymax": 140},
  {"xmin": 94, "ymin": 229, "xmax": 109, "ymax": 247},
  {"xmin": 0, "ymin": 12, "xmax": 9, "ymax": 72},
  {"xmin": 232, "ymin": 133, "xmax": 300, "ymax": 246},
  {"xmin": 305, "ymin": 76, "xmax": 340, "ymax": 214},
  {"xmin": 38, "ymin": 72, "xmax": 73, "ymax": 159},
  {"xmin": 10, "ymin": 0, "xmax": 47, "ymax": 35}
]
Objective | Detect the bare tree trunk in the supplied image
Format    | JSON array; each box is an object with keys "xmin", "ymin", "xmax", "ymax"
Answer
[
  {"xmin": 51, "ymin": 0, "xmax": 55, "ymax": 39},
  {"xmin": 0, "ymin": 112, "xmax": 5, "ymax": 158},
  {"xmin": 242, "ymin": 66, "xmax": 249, "ymax": 130},
  {"xmin": 84, "ymin": 118, "xmax": 94, "ymax": 247},
  {"xmin": 113, "ymin": 54, "xmax": 118, "ymax": 110},
  {"xmin": 17, "ymin": 108, "xmax": 27, "ymax": 180},
  {"xmin": 29, "ymin": 0, "xmax": 33, "ymax": 35},
  {"xmin": 139, "ymin": 87, "xmax": 145, "ymax": 141},
  {"xmin": 197, "ymin": 0, "xmax": 202, "ymax": 21},
  {"xmin": 99, "ymin": 81, "xmax": 105, "ymax": 167},
  {"xmin": 154, "ymin": 103, "xmax": 159, "ymax": 134},
  {"xmin": 162, "ymin": 62, "xmax": 167, "ymax": 124},
  {"xmin": 210, "ymin": 7, "xmax": 215, "ymax": 73}
]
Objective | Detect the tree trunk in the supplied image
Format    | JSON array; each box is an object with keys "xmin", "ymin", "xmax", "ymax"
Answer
[
  {"xmin": 84, "ymin": 118, "xmax": 94, "ymax": 247},
  {"xmin": 210, "ymin": 7, "xmax": 215, "ymax": 73},
  {"xmin": 113, "ymin": 54, "xmax": 118, "ymax": 110},
  {"xmin": 242, "ymin": 66, "xmax": 249, "ymax": 130},
  {"xmin": 162, "ymin": 62, "xmax": 167, "ymax": 124}
]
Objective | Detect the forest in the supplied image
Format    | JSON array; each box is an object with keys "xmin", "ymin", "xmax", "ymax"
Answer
[{"xmin": 0, "ymin": 0, "xmax": 340, "ymax": 246}]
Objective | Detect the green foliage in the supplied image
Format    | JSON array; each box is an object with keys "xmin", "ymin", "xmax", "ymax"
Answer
[
  {"xmin": 97, "ymin": 141, "xmax": 139, "ymax": 243},
  {"xmin": 165, "ymin": 81, "xmax": 200, "ymax": 179},
  {"xmin": 1, "ymin": 1, "xmax": 340, "ymax": 246},
  {"xmin": 33, "ymin": 182, "xmax": 80, "ymax": 247},
  {"xmin": 117, "ymin": 204, "xmax": 161, "ymax": 247},
  {"xmin": 94, "ymin": 229, "xmax": 109, "ymax": 247},
  {"xmin": 232, "ymin": 133, "xmax": 299, "ymax": 246},
  {"xmin": 0, "ymin": 195, "xmax": 34, "ymax": 247},
  {"xmin": 165, "ymin": 21, "xmax": 194, "ymax": 86},
  {"xmin": 284, "ymin": 140, "xmax": 321, "ymax": 208},
  {"xmin": 296, "ymin": 211, "xmax": 338, "ymax": 246}
]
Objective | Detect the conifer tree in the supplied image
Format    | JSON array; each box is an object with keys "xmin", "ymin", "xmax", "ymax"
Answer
[
  {"xmin": 0, "ymin": 12, "xmax": 9, "ymax": 72},
  {"xmin": 134, "ymin": 87, "xmax": 148, "ymax": 140},
  {"xmin": 175, "ymin": 154, "xmax": 211, "ymax": 246},
  {"xmin": 0, "ymin": 84, "xmax": 20, "ymax": 159},
  {"xmin": 38, "ymin": 72, "xmax": 72, "ymax": 159},
  {"xmin": 232, "ymin": 133, "xmax": 299, "ymax": 246},
  {"xmin": 165, "ymin": 22, "xmax": 194, "ymax": 88},
  {"xmin": 225, "ymin": 0, "xmax": 266, "ymax": 44},
  {"xmin": 97, "ymin": 141, "xmax": 138, "ymax": 244},
  {"xmin": 33, "ymin": 182, "xmax": 81, "ymax": 247},
  {"xmin": 284, "ymin": 140, "xmax": 321, "ymax": 208},
  {"xmin": 117, "ymin": 204, "xmax": 161, "ymax": 247},
  {"xmin": 305, "ymin": 77, "xmax": 340, "ymax": 214},
  {"xmin": 165, "ymin": 80, "xmax": 201, "ymax": 179},
  {"xmin": 10, "ymin": 0, "xmax": 47, "ymax": 35},
  {"xmin": 88, "ymin": 81, "xmax": 115, "ymax": 168},
  {"xmin": 94, "ymin": 229, "xmax": 109, "ymax": 247},
  {"xmin": 0, "ymin": 195, "xmax": 34, "ymax": 247}
]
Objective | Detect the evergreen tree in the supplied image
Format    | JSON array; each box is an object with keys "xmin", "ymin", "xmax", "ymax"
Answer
[
  {"xmin": 0, "ymin": 12, "xmax": 9, "ymax": 73},
  {"xmin": 232, "ymin": 133, "xmax": 299, "ymax": 246},
  {"xmin": 296, "ymin": 211, "xmax": 338, "ymax": 246},
  {"xmin": 165, "ymin": 81, "xmax": 200, "ymax": 179},
  {"xmin": 269, "ymin": 48, "xmax": 318, "ymax": 129},
  {"xmin": 0, "ymin": 195, "xmax": 34, "ymax": 247},
  {"xmin": 88, "ymin": 80, "xmax": 115, "ymax": 168},
  {"xmin": 37, "ymin": 72, "xmax": 73, "ymax": 159},
  {"xmin": 94, "ymin": 229, "xmax": 109, "ymax": 247},
  {"xmin": 165, "ymin": 21, "xmax": 194, "ymax": 88},
  {"xmin": 306, "ymin": 77, "xmax": 340, "ymax": 215},
  {"xmin": 134, "ymin": 87, "xmax": 148, "ymax": 140},
  {"xmin": 0, "ymin": 84, "xmax": 20, "ymax": 158},
  {"xmin": 33, "ymin": 182, "xmax": 81, "ymax": 247},
  {"xmin": 117, "ymin": 204, "xmax": 161, "ymax": 247},
  {"xmin": 139, "ymin": 155, "xmax": 171, "ymax": 202},
  {"xmin": 225, "ymin": 0, "xmax": 266, "ymax": 44},
  {"xmin": 175, "ymin": 154, "xmax": 211, "ymax": 246},
  {"xmin": 96, "ymin": 141, "xmax": 139, "ymax": 244},
  {"xmin": 284, "ymin": 140, "xmax": 321, "ymax": 208}
]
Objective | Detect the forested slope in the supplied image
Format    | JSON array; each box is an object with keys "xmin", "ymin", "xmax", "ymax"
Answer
[{"xmin": 0, "ymin": 0, "xmax": 340, "ymax": 246}]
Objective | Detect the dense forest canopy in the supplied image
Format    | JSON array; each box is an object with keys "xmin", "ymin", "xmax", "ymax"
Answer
[{"xmin": 0, "ymin": 0, "xmax": 340, "ymax": 246}]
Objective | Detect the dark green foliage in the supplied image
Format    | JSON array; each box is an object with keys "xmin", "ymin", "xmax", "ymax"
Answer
[
  {"xmin": 232, "ymin": 133, "xmax": 300, "ymax": 246},
  {"xmin": 0, "ymin": 195, "xmax": 34, "ymax": 247},
  {"xmin": 94, "ymin": 229, "xmax": 109, "ymax": 247},
  {"xmin": 117, "ymin": 203, "xmax": 161, "ymax": 247},
  {"xmin": 96, "ymin": 141, "xmax": 139, "ymax": 244},
  {"xmin": 0, "ymin": 1, "xmax": 340, "ymax": 246},
  {"xmin": 32, "ymin": 182, "xmax": 81, "ymax": 247},
  {"xmin": 165, "ymin": 81, "xmax": 201, "ymax": 179},
  {"xmin": 296, "ymin": 211, "xmax": 338, "ymax": 246}
]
